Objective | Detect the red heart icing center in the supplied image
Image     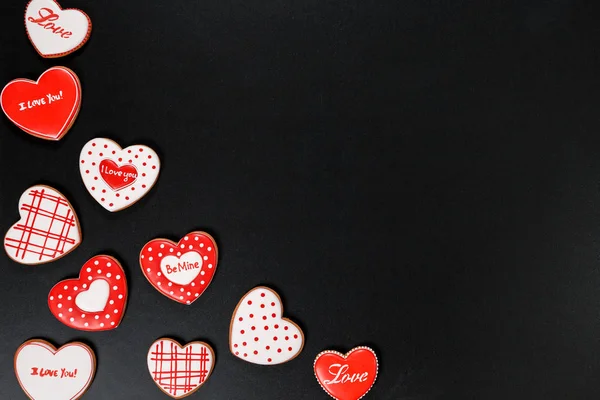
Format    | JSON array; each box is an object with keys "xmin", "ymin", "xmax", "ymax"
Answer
[
  {"xmin": 314, "ymin": 347, "xmax": 378, "ymax": 400},
  {"xmin": 99, "ymin": 159, "xmax": 138, "ymax": 190}
]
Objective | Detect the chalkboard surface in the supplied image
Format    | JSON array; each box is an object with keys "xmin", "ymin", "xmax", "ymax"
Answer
[{"xmin": 2, "ymin": 0, "xmax": 600, "ymax": 399}]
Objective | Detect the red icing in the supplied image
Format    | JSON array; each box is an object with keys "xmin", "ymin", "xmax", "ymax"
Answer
[{"xmin": 99, "ymin": 159, "xmax": 138, "ymax": 191}]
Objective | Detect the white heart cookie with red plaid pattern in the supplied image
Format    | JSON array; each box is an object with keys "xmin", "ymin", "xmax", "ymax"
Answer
[
  {"xmin": 79, "ymin": 138, "xmax": 160, "ymax": 212},
  {"xmin": 147, "ymin": 338, "xmax": 215, "ymax": 399},
  {"xmin": 230, "ymin": 286, "xmax": 305, "ymax": 365},
  {"xmin": 4, "ymin": 185, "xmax": 81, "ymax": 265}
]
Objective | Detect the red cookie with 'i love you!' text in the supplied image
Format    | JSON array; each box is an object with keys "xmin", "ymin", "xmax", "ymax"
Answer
[
  {"xmin": 48, "ymin": 255, "xmax": 128, "ymax": 331},
  {"xmin": 1, "ymin": 66, "xmax": 81, "ymax": 140},
  {"xmin": 140, "ymin": 232, "xmax": 218, "ymax": 305},
  {"xmin": 314, "ymin": 347, "xmax": 379, "ymax": 400}
]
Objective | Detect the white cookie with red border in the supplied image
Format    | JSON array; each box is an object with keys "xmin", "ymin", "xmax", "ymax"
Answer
[
  {"xmin": 79, "ymin": 138, "xmax": 160, "ymax": 212},
  {"xmin": 230, "ymin": 286, "xmax": 304, "ymax": 365},
  {"xmin": 15, "ymin": 339, "xmax": 95, "ymax": 400}
]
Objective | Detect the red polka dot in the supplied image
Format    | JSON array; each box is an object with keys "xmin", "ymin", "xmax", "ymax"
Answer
[
  {"xmin": 284, "ymin": 326, "xmax": 289, "ymax": 331},
  {"xmin": 234, "ymin": 344, "xmax": 238, "ymax": 348},
  {"xmin": 128, "ymin": 159, "xmax": 132, "ymax": 163},
  {"xmin": 128, "ymin": 150, "xmax": 131, "ymax": 153},
  {"xmin": 102, "ymin": 189, "xmax": 106, "ymax": 193},
  {"xmin": 152, "ymin": 166, "xmax": 156, "ymax": 169},
  {"xmin": 254, "ymin": 337, "xmax": 259, "ymax": 342},
  {"xmin": 131, "ymin": 187, "xmax": 135, "ymax": 191},
  {"xmin": 272, "ymin": 313, "xmax": 276, "ymax": 318},
  {"xmin": 261, "ymin": 304, "xmax": 265, "ymax": 308},
  {"xmin": 91, "ymin": 187, "xmax": 95, "ymax": 191},
  {"xmin": 235, "ymin": 352, "xmax": 239, "ymax": 356},
  {"xmin": 240, "ymin": 330, "xmax": 245, "ymax": 334},
  {"xmin": 142, "ymin": 184, "xmax": 146, "ymax": 188},
  {"xmin": 81, "ymin": 160, "xmax": 84, "ymax": 164},
  {"xmin": 273, "ymin": 337, "xmax": 278, "ymax": 341},
  {"xmin": 94, "ymin": 177, "xmax": 98, "ymax": 180},
  {"xmin": 274, "ymin": 324, "xmax": 279, "ymax": 329},
  {"xmin": 239, "ymin": 317, "xmax": 243, "ymax": 321},
  {"xmin": 243, "ymin": 353, "xmax": 247, "ymax": 357},
  {"xmin": 268, "ymin": 358, "xmax": 272, "ymax": 362},
  {"xmin": 116, "ymin": 193, "xmax": 120, "ymax": 197},
  {"xmin": 247, "ymin": 300, "xmax": 252, "ymax": 305},
  {"xmin": 242, "ymin": 342, "xmax": 247, "ymax": 346},
  {"xmin": 125, "ymin": 196, "xmax": 129, "ymax": 200},
  {"xmin": 261, "ymin": 293, "xmax": 265, "ymax": 297},
  {"xmin": 142, "ymin": 173, "xmax": 146, "ymax": 177},
  {"xmin": 135, "ymin": 155, "xmax": 138, "ymax": 158},
  {"xmin": 101, "ymin": 198, "xmax": 105, "ymax": 202},
  {"xmin": 251, "ymin": 326, "xmax": 256, "ymax": 330},
  {"xmin": 148, "ymin": 155, "xmax": 152, "ymax": 159},
  {"xmin": 271, "ymin": 302, "xmax": 275, "ymax": 306},
  {"xmin": 139, "ymin": 148, "xmax": 143, "ymax": 152},
  {"xmin": 264, "ymin": 326, "xmax": 269, "ymax": 330},
  {"xmin": 109, "ymin": 203, "xmax": 113, "ymax": 207},
  {"xmin": 266, "ymin": 346, "xmax": 270, "ymax": 350},
  {"xmin": 85, "ymin": 170, "xmax": 89, "ymax": 174},
  {"xmin": 112, "ymin": 150, "xmax": 115, "ymax": 154},
  {"xmin": 103, "ymin": 144, "xmax": 107, "ymax": 148},
  {"xmin": 277, "ymin": 349, "xmax": 282, "ymax": 353},
  {"xmin": 88, "ymin": 151, "xmax": 92, "ymax": 155},
  {"xmin": 262, "ymin": 316, "xmax": 267, "ymax": 320},
  {"xmin": 288, "ymin": 347, "xmax": 292, "ymax": 351},
  {"xmin": 285, "ymin": 336, "xmax": 289, "ymax": 340},
  {"xmin": 99, "ymin": 153, "xmax": 103, "ymax": 156},
  {"xmin": 92, "ymin": 143, "xmax": 96, "ymax": 147},
  {"xmin": 92, "ymin": 162, "xmax": 96, "ymax": 166},
  {"xmin": 249, "ymin": 314, "xmax": 254, "ymax": 318},
  {"xmin": 294, "ymin": 334, "xmax": 298, "ymax": 339},
  {"xmin": 118, "ymin": 158, "xmax": 122, "ymax": 162},
  {"xmin": 254, "ymin": 350, "xmax": 258, "ymax": 355}
]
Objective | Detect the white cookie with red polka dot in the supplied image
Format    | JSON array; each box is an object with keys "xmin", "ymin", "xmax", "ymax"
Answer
[
  {"xmin": 79, "ymin": 138, "xmax": 160, "ymax": 212},
  {"xmin": 230, "ymin": 286, "xmax": 304, "ymax": 365},
  {"xmin": 48, "ymin": 255, "xmax": 128, "ymax": 331}
]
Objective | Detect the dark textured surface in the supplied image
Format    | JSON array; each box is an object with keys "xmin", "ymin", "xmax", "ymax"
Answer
[{"xmin": 2, "ymin": 0, "xmax": 600, "ymax": 398}]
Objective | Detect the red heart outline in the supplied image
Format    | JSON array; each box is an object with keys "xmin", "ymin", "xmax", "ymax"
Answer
[
  {"xmin": 314, "ymin": 347, "xmax": 378, "ymax": 400},
  {"xmin": 48, "ymin": 255, "xmax": 128, "ymax": 331},
  {"xmin": 0, "ymin": 66, "xmax": 81, "ymax": 140},
  {"xmin": 140, "ymin": 232, "xmax": 218, "ymax": 305},
  {"xmin": 25, "ymin": 0, "xmax": 92, "ymax": 58}
]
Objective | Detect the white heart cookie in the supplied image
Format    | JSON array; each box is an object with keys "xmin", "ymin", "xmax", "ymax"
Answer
[
  {"xmin": 79, "ymin": 138, "xmax": 160, "ymax": 212},
  {"xmin": 230, "ymin": 286, "xmax": 305, "ymax": 365},
  {"xmin": 25, "ymin": 0, "xmax": 91, "ymax": 58},
  {"xmin": 147, "ymin": 338, "xmax": 215, "ymax": 398},
  {"xmin": 4, "ymin": 185, "xmax": 81, "ymax": 265},
  {"xmin": 15, "ymin": 339, "xmax": 95, "ymax": 400}
]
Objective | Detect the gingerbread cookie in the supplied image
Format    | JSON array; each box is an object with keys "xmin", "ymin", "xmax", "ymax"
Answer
[
  {"xmin": 0, "ymin": 66, "xmax": 81, "ymax": 140},
  {"xmin": 4, "ymin": 185, "xmax": 81, "ymax": 265},
  {"xmin": 314, "ymin": 347, "xmax": 378, "ymax": 400},
  {"xmin": 79, "ymin": 138, "xmax": 160, "ymax": 211},
  {"xmin": 15, "ymin": 339, "xmax": 95, "ymax": 400},
  {"xmin": 230, "ymin": 286, "xmax": 304, "ymax": 365},
  {"xmin": 140, "ymin": 232, "xmax": 218, "ymax": 304},
  {"xmin": 25, "ymin": 0, "xmax": 92, "ymax": 58},
  {"xmin": 147, "ymin": 338, "xmax": 215, "ymax": 398},
  {"xmin": 48, "ymin": 255, "xmax": 127, "ymax": 331}
]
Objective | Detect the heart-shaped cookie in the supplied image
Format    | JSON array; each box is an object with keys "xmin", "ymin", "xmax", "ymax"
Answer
[
  {"xmin": 15, "ymin": 339, "xmax": 95, "ymax": 400},
  {"xmin": 25, "ymin": 0, "xmax": 92, "ymax": 58},
  {"xmin": 4, "ymin": 184, "xmax": 81, "ymax": 265},
  {"xmin": 48, "ymin": 255, "xmax": 128, "ymax": 331},
  {"xmin": 1, "ymin": 66, "xmax": 81, "ymax": 140},
  {"xmin": 79, "ymin": 138, "xmax": 160, "ymax": 211},
  {"xmin": 230, "ymin": 286, "xmax": 304, "ymax": 365},
  {"xmin": 140, "ymin": 232, "xmax": 218, "ymax": 305},
  {"xmin": 314, "ymin": 347, "xmax": 378, "ymax": 400},
  {"xmin": 147, "ymin": 338, "xmax": 215, "ymax": 398}
]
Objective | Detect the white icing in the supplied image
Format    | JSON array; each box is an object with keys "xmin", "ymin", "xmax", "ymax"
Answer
[
  {"xmin": 15, "ymin": 341, "xmax": 94, "ymax": 400},
  {"xmin": 75, "ymin": 279, "xmax": 109, "ymax": 312},
  {"xmin": 230, "ymin": 287, "xmax": 304, "ymax": 365},
  {"xmin": 79, "ymin": 138, "xmax": 161, "ymax": 212},
  {"xmin": 4, "ymin": 185, "xmax": 81, "ymax": 265},
  {"xmin": 25, "ymin": 0, "xmax": 90, "ymax": 56},
  {"xmin": 160, "ymin": 252, "xmax": 203, "ymax": 286}
]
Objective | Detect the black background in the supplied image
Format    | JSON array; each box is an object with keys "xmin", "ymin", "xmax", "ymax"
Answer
[{"xmin": 1, "ymin": 0, "xmax": 600, "ymax": 398}]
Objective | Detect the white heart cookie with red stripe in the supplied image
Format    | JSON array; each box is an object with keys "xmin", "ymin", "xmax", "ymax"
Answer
[
  {"xmin": 48, "ymin": 255, "xmax": 128, "ymax": 331},
  {"xmin": 147, "ymin": 338, "xmax": 215, "ymax": 398},
  {"xmin": 4, "ymin": 184, "xmax": 81, "ymax": 265},
  {"xmin": 25, "ymin": 0, "xmax": 92, "ymax": 58},
  {"xmin": 15, "ymin": 339, "xmax": 95, "ymax": 400},
  {"xmin": 79, "ymin": 138, "xmax": 160, "ymax": 212},
  {"xmin": 140, "ymin": 232, "xmax": 218, "ymax": 305},
  {"xmin": 230, "ymin": 286, "xmax": 304, "ymax": 365}
]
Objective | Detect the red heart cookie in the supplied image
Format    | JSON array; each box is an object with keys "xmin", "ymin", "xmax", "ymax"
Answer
[
  {"xmin": 140, "ymin": 232, "xmax": 218, "ymax": 305},
  {"xmin": 48, "ymin": 255, "xmax": 128, "ymax": 331},
  {"xmin": 0, "ymin": 66, "xmax": 81, "ymax": 140},
  {"xmin": 99, "ymin": 159, "xmax": 138, "ymax": 190},
  {"xmin": 314, "ymin": 347, "xmax": 378, "ymax": 400}
]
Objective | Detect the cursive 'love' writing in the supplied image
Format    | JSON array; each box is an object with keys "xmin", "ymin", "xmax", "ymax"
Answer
[
  {"xmin": 28, "ymin": 8, "xmax": 73, "ymax": 39},
  {"xmin": 322, "ymin": 364, "xmax": 369, "ymax": 384}
]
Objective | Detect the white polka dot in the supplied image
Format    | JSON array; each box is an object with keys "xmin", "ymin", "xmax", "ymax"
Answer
[
  {"xmin": 105, "ymin": 314, "xmax": 110, "ymax": 319},
  {"xmin": 67, "ymin": 296, "xmax": 71, "ymax": 300},
  {"xmin": 200, "ymin": 243, "xmax": 204, "ymax": 248},
  {"xmin": 168, "ymin": 282, "xmax": 172, "ymax": 287},
  {"xmin": 58, "ymin": 313, "xmax": 63, "ymax": 317},
  {"xmin": 184, "ymin": 236, "xmax": 189, "ymax": 241},
  {"xmin": 81, "ymin": 314, "xmax": 85, "ymax": 318},
  {"xmin": 57, "ymin": 304, "xmax": 62, "ymax": 308},
  {"xmin": 180, "ymin": 244, "xmax": 185, "ymax": 248},
  {"xmin": 84, "ymin": 322, "xmax": 89, "ymax": 327},
  {"xmin": 203, "ymin": 256, "xmax": 208, "ymax": 260},
  {"xmin": 116, "ymin": 275, "xmax": 121, "ymax": 280},
  {"xmin": 118, "ymin": 294, "xmax": 123, "ymax": 299},
  {"xmin": 149, "ymin": 256, "xmax": 153, "ymax": 261},
  {"xmin": 169, "ymin": 248, "xmax": 174, "ymax": 253},
  {"xmin": 49, "ymin": 296, "xmax": 54, "ymax": 300},
  {"xmin": 107, "ymin": 262, "xmax": 112, "ymax": 267},
  {"xmin": 208, "ymin": 247, "xmax": 212, "ymax": 251},
  {"xmin": 180, "ymin": 288, "xmax": 184, "ymax": 292},
  {"xmin": 186, "ymin": 300, "xmax": 191, "ymax": 304},
  {"xmin": 95, "ymin": 315, "xmax": 99, "ymax": 320},
  {"xmin": 180, "ymin": 296, "xmax": 184, "ymax": 299},
  {"xmin": 194, "ymin": 237, "xmax": 199, "ymax": 241},
  {"xmin": 83, "ymin": 284, "xmax": 87, "ymax": 288},
  {"xmin": 107, "ymin": 273, "xmax": 112, "ymax": 278},
  {"xmin": 187, "ymin": 292, "xmax": 191, "ymax": 296},
  {"xmin": 97, "ymin": 269, "xmax": 102, "ymax": 274},
  {"xmin": 141, "ymin": 255, "xmax": 145, "ymax": 259},
  {"xmin": 68, "ymin": 308, "xmax": 73, "ymax": 312},
  {"xmin": 160, "ymin": 244, "xmax": 165, "ymax": 248},
  {"xmin": 88, "ymin": 276, "xmax": 92, "ymax": 281},
  {"xmin": 111, "ymin": 322, "xmax": 115, "ymax": 325},
  {"xmin": 157, "ymin": 282, "xmax": 161, "ymax": 286},
  {"xmin": 201, "ymin": 281, "xmax": 205, "ymax": 285},
  {"xmin": 74, "ymin": 286, "xmax": 78, "ymax": 291},
  {"xmin": 195, "ymin": 293, "xmax": 199, "ymax": 297},
  {"xmin": 208, "ymin": 264, "xmax": 213, "ymax": 269},
  {"xmin": 170, "ymin": 291, "xmax": 174, "ymax": 295},
  {"xmin": 58, "ymin": 294, "xmax": 63, "ymax": 299},
  {"xmin": 177, "ymin": 252, "xmax": 181, "ymax": 256},
  {"xmin": 191, "ymin": 282, "xmax": 195, "ymax": 287},
  {"xmin": 109, "ymin": 300, "xmax": 114, "ymax": 305},
  {"xmin": 157, "ymin": 272, "xmax": 162, "ymax": 277},
  {"xmin": 114, "ymin": 309, "xmax": 118, "ymax": 314},
  {"xmin": 189, "ymin": 245, "xmax": 193, "ymax": 249},
  {"xmin": 113, "ymin": 286, "xmax": 117, "ymax": 290},
  {"xmin": 201, "ymin": 271, "xmax": 205, "ymax": 276},
  {"xmin": 70, "ymin": 317, "xmax": 74, "ymax": 322},
  {"xmin": 148, "ymin": 247, "xmax": 153, "ymax": 252},
  {"xmin": 146, "ymin": 268, "xmax": 151, "ymax": 272},
  {"xmin": 100, "ymin": 323, "xmax": 104, "ymax": 327},
  {"xmin": 63, "ymin": 285, "xmax": 68, "ymax": 290},
  {"xmin": 158, "ymin": 253, "xmax": 162, "ymax": 257},
  {"xmin": 86, "ymin": 268, "xmax": 91, "ymax": 272},
  {"xmin": 94, "ymin": 260, "xmax": 99, "ymax": 265}
]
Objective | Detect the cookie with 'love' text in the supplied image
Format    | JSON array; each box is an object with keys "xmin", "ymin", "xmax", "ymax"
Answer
[
  {"xmin": 79, "ymin": 138, "xmax": 160, "ymax": 212},
  {"xmin": 230, "ymin": 286, "xmax": 304, "ymax": 365}
]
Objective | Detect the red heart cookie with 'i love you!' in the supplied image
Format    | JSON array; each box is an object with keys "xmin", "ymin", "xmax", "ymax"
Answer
[
  {"xmin": 1, "ymin": 66, "xmax": 81, "ymax": 140},
  {"xmin": 314, "ymin": 347, "xmax": 378, "ymax": 400},
  {"xmin": 48, "ymin": 255, "xmax": 128, "ymax": 331},
  {"xmin": 140, "ymin": 232, "xmax": 218, "ymax": 305}
]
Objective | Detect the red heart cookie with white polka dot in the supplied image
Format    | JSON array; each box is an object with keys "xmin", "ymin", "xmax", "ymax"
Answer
[
  {"xmin": 48, "ymin": 255, "xmax": 128, "ymax": 331},
  {"xmin": 79, "ymin": 138, "xmax": 160, "ymax": 212},
  {"xmin": 1, "ymin": 66, "xmax": 81, "ymax": 140},
  {"xmin": 314, "ymin": 347, "xmax": 378, "ymax": 400},
  {"xmin": 229, "ymin": 286, "xmax": 304, "ymax": 365},
  {"xmin": 140, "ymin": 232, "xmax": 218, "ymax": 305}
]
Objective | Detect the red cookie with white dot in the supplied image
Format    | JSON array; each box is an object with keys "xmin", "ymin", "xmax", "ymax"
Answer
[
  {"xmin": 48, "ymin": 255, "xmax": 128, "ymax": 331},
  {"xmin": 79, "ymin": 138, "xmax": 160, "ymax": 212},
  {"xmin": 140, "ymin": 232, "xmax": 218, "ymax": 305},
  {"xmin": 229, "ymin": 286, "xmax": 304, "ymax": 365}
]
